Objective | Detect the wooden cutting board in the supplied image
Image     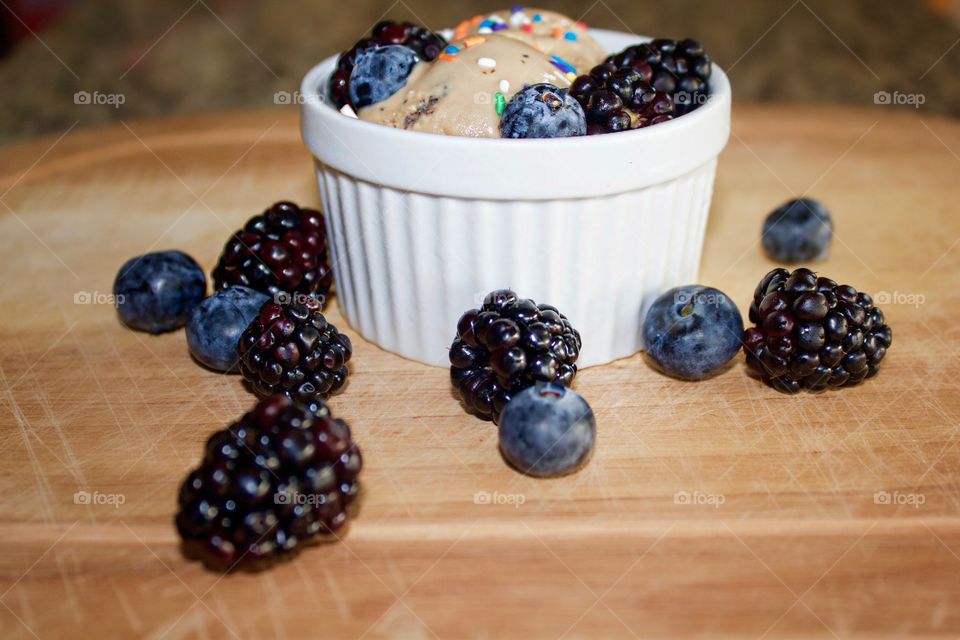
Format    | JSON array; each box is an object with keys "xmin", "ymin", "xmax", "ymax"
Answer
[{"xmin": 1, "ymin": 105, "xmax": 959, "ymax": 639}]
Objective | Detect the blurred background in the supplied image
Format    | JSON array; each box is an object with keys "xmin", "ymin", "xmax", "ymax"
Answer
[{"xmin": 1, "ymin": 0, "xmax": 959, "ymax": 146}]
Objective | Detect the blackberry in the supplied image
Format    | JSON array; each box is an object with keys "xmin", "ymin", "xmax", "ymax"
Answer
[
  {"xmin": 450, "ymin": 290, "xmax": 581, "ymax": 424},
  {"xmin": 212, "ymin": 201, "xmax": 333, "ymax": 301},
  {"xmin": 744, "ymin": 268, "xmax": 893, "ymax": 393},
  {"xmin": 329, "ymin": 21, "xmax": 446, "ymax": 109},
  {"xmin": 605, "ymin": 38, "xmax": 712, "ymax": 116},
  {"xmin": 570, "ymin": 62, "xmax": 675, "ymax": 135},
  {"xmin": 176, "ymin": 394, "xmax": 362, "ymax": 570},
  {"xmin": 238, "ymin": 296, "xmax": 352, "ymax": 403}
]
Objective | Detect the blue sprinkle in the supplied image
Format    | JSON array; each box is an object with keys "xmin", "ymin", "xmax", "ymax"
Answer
[
  {"xmin": 533, "ymin": 13, "xmax": 543, "ymax": 22},
  {"xmin": 550, "ymin": 54, "xmax": 576, "ymax": 74},
  {"xmin": 479, "ymin": 19, "xmax": 495, "ymax": 28},
  {"xmin": 444, "ymin": 45, "xmax": 460, "ymax": 55},
  {"xmin": 564, "ymin": 31, "xmax": 577, "ymax": 41}
]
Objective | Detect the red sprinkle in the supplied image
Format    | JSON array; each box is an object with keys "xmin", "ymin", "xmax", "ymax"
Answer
[{"xmin": 521, "ymin": 24, "xmax": 534, "ymax": 33}]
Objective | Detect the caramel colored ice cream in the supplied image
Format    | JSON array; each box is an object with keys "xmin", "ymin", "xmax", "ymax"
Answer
[
  {"xmin": 457, "ymin": 8, "xmax": 606, "ymax": 76},
  {"xmin": 358, "ymin": 34, "xmax": 576, "ymax": 138}
]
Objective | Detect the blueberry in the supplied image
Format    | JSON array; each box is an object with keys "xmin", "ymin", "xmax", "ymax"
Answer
[
  {"xmin": 498, "ymin": 383, "xmax": 595, "ymax": 478},
  {"xmin": 349, "ymin": 44, "xmax": 419, "ymax": 108},
  {"xmin": 500, "ymin": 83, "xmax": 587, "ymax": 139},
  {"xmin": 641, "ymin": 285, "xmax": 743, "ymax": 380},
  {"xmin": 186, "ymin": 286, "xmax": 270, "ymax": 372},
  {"xmin": 762, "ymin": 198, "xmax": 833, "ymax": 263},
  {"xmin": 113, "ymin": 251, "xmax": 206, "ymax": 333}
]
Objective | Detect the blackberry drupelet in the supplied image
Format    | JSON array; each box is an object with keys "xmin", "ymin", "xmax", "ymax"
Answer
[
  {"xmin": 605, "ymin": 38, "xmax": 712, "ymax": 116},
  {"xmin": 744, "ymin": 268, "xmax": 893, "ymax": 393},
  {"xmin": 176, "ymin": 394, "xmax": 362, "ymax": 570},
  {"xmin": 570, "ymin": 61, "xmax": 675, "ymax": 135},
  {"xmin": 212, "ymin": 201, "xmax": 332, "ymax": 301},
  {"xmin": 450, "ymin": 290, "xmax": 581, "ymax": 424},
  {"xmin": 329, "ymin": 21, "xmax": 446, "ymax": 109},
  {"xmin": 238, "ymin": 296, "xmax": 352, "ymax": 403}
]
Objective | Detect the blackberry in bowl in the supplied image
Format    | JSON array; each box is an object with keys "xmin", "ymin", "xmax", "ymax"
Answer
[
  {"xmin": 744, "ymin": 267, "xmax": 893, "ymax": 393},
  {"xmin": 176, "ymin": 394, "xmax": 362, "ymax": 570},
  {"xmin": 606, "ymin": 38, "xmax": 712, "ymax": 116},
  {"xmin": 570, "ymin": 61, "xmax": 675, "ymax": 134},
  {"xmin": 450, "ymin": 289, "xmax": 581, "ymax": 424}
]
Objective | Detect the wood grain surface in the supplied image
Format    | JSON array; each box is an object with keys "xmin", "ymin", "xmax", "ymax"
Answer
[{"xmin": 0, "ymin": 105, "xmax": 958, "ymax": 639}]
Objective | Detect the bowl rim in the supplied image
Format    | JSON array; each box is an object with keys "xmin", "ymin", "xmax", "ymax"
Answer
[
  {"xmin": 300, "ymin": 28, "xmax": 729, "ymax": 146},
  {"xmin": 299, "ymin": 28, "xmax": 731, "ymax": 199}
]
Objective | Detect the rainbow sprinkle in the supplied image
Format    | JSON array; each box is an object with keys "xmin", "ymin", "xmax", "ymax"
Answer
[
  {"xmin": 550, "ymin": 54, "xmax": 576, "ymax": 74},
  {"xmin": 492, "ymin": 22, "xmax": 509, "ymax": 31},
  {"xmin": 564, "ymin": 31, "xmax": 578, "ymax": 41},
  {"xmin": 533, "ymin": 13, "xmax": 543, "ymax": 22},
  {"xmin": 495, "ymin": 92, "xmax": 506, "ymax": 116},
  {"xmin": 521, "ymin": 23, "xmax": 534, "ymax": 33},
  {"xmin": 444, "ymin": 45, "xmax": 460, "ymax": 55},
  {"xmin": 463, "ymin": 36, "xmax": 486, "ymax": 48}
]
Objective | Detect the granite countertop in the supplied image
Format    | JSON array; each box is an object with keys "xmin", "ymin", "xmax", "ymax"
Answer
[{"xmin": 1, "ymin": 0, "xmax": 958, "ymax": 146}]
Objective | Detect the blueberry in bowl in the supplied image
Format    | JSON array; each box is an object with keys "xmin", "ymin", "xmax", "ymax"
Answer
[
  {"xmin": 641, "ymin": 285, "xmax": 743, "ymax": 380},
  {"xmin": 113, "ymin": 250, "xmax": 206, "ymax": 334},
  {"xmin": 500, "ymin": 83, "xmax": 587, "ymax": 139},
  {"xmin": 349, "ymin": 45, "xmax": 421, "ymax": 109}
]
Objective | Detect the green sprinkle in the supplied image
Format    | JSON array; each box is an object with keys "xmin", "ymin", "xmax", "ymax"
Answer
[{"xmin": 495, "ymin": 92, "xmax": 506, "ymax": 116}]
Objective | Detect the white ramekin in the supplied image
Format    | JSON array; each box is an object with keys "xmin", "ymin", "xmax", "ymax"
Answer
[{"xmin": 300, "ymin": 29, "xmax": 731, "ymax": 368}]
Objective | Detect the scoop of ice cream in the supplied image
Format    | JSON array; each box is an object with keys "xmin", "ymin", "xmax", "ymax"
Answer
[
  {"xmin": 455, "ymin": 8, "xmax": 606, "ymax": 76},
  {"xmin": 357, "ymin": 34, "xmax": 575, "ymax": 138}
]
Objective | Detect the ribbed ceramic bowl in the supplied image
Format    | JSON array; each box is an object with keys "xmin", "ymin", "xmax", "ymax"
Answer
[{"xmin": 300, "ymin": 29, "xmax": 731, "ymax": 367}]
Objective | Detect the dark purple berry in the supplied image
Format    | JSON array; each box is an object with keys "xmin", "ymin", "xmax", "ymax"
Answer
[
  {"xmin": 449, "ymin": 290, "xmax": 580, "ymax": 424},
  {"xmin": 176, "ymin": 394, "xmax": 361, "ymax": 570},
  {"xmin": 238, "ymin": 296, "xmax": 351, "ymax": 403},
  {"xmin": 745, "ymin": 268, "xmax": 892, "ymax": 392},
  {"xmin": 212, "ymin": 201, "xmax": 332, "ymax": 301}
]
